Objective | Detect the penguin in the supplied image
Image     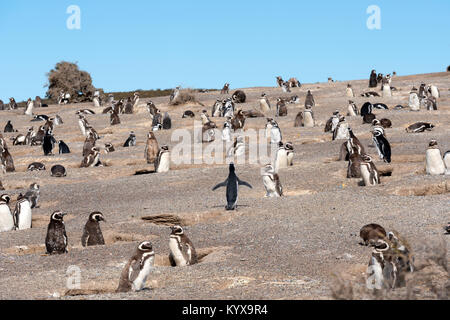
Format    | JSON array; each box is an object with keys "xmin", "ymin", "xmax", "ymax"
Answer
[
  {"xmin": 372, "ymin": 127, "xmax": 391, "ymax": 163},
  {"xmin": 259, "ymin": 93, "xmax": 271, "ymax": 113},
  {"xmin": 31, "ymin": 115, "xmax": 49, "ymax": 122},
  {"xmin": 425, "ymin": 140, "xmax": 445, "ymax": 175},
  {"xmin": 281, "ymin": 81, "xmax": 291, "ymax": 93},
  {"xmin": 0, "ymin": 99, "xmax": 4, "ymax": 111},
  {"xmin": 78, "ymin": 114, "xmax": 88, "ymax": 136},
  {"xmin": 109, "ymin": 109, "xmax": 121, "ymax": 125},
  {"xmin": 274, "ymin": 142, "xmax": 289, "ymax": 172},
  {"xmin": 424, "ymin": 96, "xmax": 438, "ymax": 111},
  {"xmin": 201, "ymin": 121, "xmax": 217, "ymax": 143},
  {"xmin": 132, "ymin": 92, "xmax": 140, "ymax": 110},
  {"xmin": 222, "ymin": 98, "xmax": 235, "ymax": 118},
  {"xmin": 222, "ymin": 120, "xmax": 233, "ymax": 142},
  {"xmin": 12, "ymin": 134, "xmax": 27, "ymax": 146},
  {"xmin": 285, "ymin": 142, "xmax": 294, "ymax": 166},
  {"xmin": 406, "ymin": 122, "xmax": 435, "ymax": 133},
  {"xmin": 45, "ymin": 211, "xmax": 68, "ymax": 254},
  {"xmin": 81, "ymin": 147, "xmax": 101, "ymax": 168},
  {"xmin": 333, "ymin": 116, "xmax": 349, "ymax": 140},
  {"xmin": 211, "ymin": 100, "xmax": 223, "ymax": 117},
  {"xmin": 105, "ymin": 143, "xmax": 115, "ymax": 153},
  {"xmin": 231, "ymin": 109, "xmax": 245, "ymax": 130},
  {"xmin": 294, "ymin": 112, "xmax": 303, "ymax": 127},
  {"xmin": 276, "ymin": 76, "xmax": 284, "ymax": 87},
  {"xmin": 221, "ymin": 83, "xmax": 230, "ymax": 94},
  {"xmin": 347, "ymin": 147, "xmax": 363, "ymax": 178},
  {"xmin": 147, "ymin": 101, "xmax": 158, "ymax": 117},
  {"xmin": 83, "ymin": 132, "xmax": 97, "ymax": 157},
  {"xmin": 360, "ymin": 102, "xmax": 373, "ymax": 116},
  {"xmin": 28, "ymin": 162, "xmax": 46, "ymax": 171},
  {"xmin": 366, "ymin": 239, "xmax": 391, "ymax": 290},
  {"xmin": 155, "ymin": 145, "xmax": 170, "ymax": 173},
  {"xmin": 276, "ymin": 98, "xmax": 287, "ymax": 117},
  {"xmin": 265, "ymin": 118, "xmax": 273, "ymax": 139},
  {"xmin": 51, "ymin": 165, "xmax": 67, "ymax": 177},
  {"xmin": 200, "ymin": 110, "xmax": 211, "ymax": 125},
  {"xmin": 85, "ymin": 125, "xmax": 100, "ymax": 141},
  {"xmin": 182, "ymin": 110, "xmax": 195, "ymax": 118},
  {"xmin": 123, "ymin": 132, "xmax": 136, "ymax": 147},
  {"xmin": 261, "ymin": 164, "xmax": 283, "ymax": 197},
  {"xmin": 145, "ymin": 132, "xmax": 159, "ymax": 164},
  {"xmin": 124, "ymin": 97, "xmax": 134, "ymax": 114},
  {"xmin": 382, "ymin": 78, "xmax": 392, "ymax": 97},
  {"xmin": 288, "ymin": 77, "xmax": 301, "ymax": 88},
  {"xmin": 232, "ymin": 90, "xmax": 246, "ymax": 103},
  {"xmin": 444, "ymin": 222, "xmax": 450, "ymax": 234},
  {"xmin": 428, "ymin": 85, "xmax": 440, "ymax": 99},
  {"xmin": 31, "ymin": 125, "xmax": 45, "ymax": 145},
  {"xmin": 212, "ymin": 163, "xmax": 252, "ymax": 210},
  {"xmin": 42, "ymin": 129, "xmax": 57, "ymax": 156},
  {"xmin": 359, "ymin": 224, "xmax": 387, "ymax": 246},
  {"xmin": 227, "ymin": 136, "xmax": 245, "ymax": 158},
  {"xmin": 58, "ymin": 140, "xmax": 70, "ymax": 154},
  {"xmin": 242, "ymin": 109, "xmax": 264, "ymax": 118},
  {"xmin": 270, "ymin": 120, "xmax": 282, "ymax": 145},
  {"xmin": 373, "ymin": 103, "xmax": 389, "ymax": 110},
  {"xmin": 0, "ymin": 194, "xmax": 14, "ymax": 232},
  {"xmin": 361, "ymin": 91, "xmax": 380, "ymax": 98},
  {"xmin": 303, "ymin": 107, "xmax": 315, "ymax": 128},
  {"xmin": 8, "ymin": 98, "xmax": 17, "ymax": 110},
  {"xmin": 4, "ymin": 121, "xmax": 14, "ymax": 133},
  {"xmin": 152, "ymin": 110, "xmax": 162, "ymax": 128},
  {"xmin": 24, "ymin": 127, "xmax": 34, "ymax": 145},
  {"xmin": 169, "ymin": 86, "xmax": 181, "ymax": 104},
  {"xmin": 13, "ymin": 194, "xmax": 32, "ymax": 230},
  {"xmin": 379, "ymin": 118, "xmax": 392, "ymax": 129},
  {"xmin": 288, "ymin": 95, "xmax": 301, "ymax": 104},
  {"xmin": 408, "ymin": 87, "xmax": 420, "ymax": 111},
  {"xmin": 24, "ymin": 183, "xmax": 40, "ymax": 209},
  {"xmin": 0, "ymin": 138, "xmax": 15, "ymax": 172},
  {"xmin": 443, "ymin": 151, "xmax": 450, "ymax": 175},
  {"xmin": 162, "ymin": 112, "xmax": 172, "ymax": 130},
  {"xmin": 360, "ymin": 155, "xmax": 380, "ymax": 186},
  {"xmin": 347, "ymin": 128, "xmax": 365, "ymax": 155},
  {"xmin": 418, "ymin": 83, "xmax": 427, "ymax": 99},
  {"xmin": 369, "ymin": 70, "xmax": 377, "ymax": 88},
  {"xmin": 81, "ymin": 212, "xmax": 106, "ymax": 247},
  {"xmin": 77, "ymin": 109, "xmax": 95, "ymax": 115},
  {"xmin": 363, "ymin": 113, "xmax": 376, "ymax": 124},
  {"xmin": 168, "ymin": 225, "xmax": 198, "ymax": 266},
  {"xmin": 24, "ymin": 98, "xmax": 34, "ymax": 116},
  {"xmin": 346, "ymin": 84, "xmax": 354, "ymax": 98},
  {"xmin": 304, "ymin": 90, "xmax": 315, "ymax": 108},
  {"xmin": 116, "ymin": 241, "xmax": 155, "ymax": 293},
  {"xmin": 324, "ymin": 111, "xmax": 340, "ymax": 133},
  {"xmin": 347, "ymin": 100, "xmax": 359, "ymax": 117}
]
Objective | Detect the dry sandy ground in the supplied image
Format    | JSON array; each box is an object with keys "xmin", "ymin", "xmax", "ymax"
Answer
[{"xmin": 0, "ymin": 72, "xmax": 448, "ymax": 300}]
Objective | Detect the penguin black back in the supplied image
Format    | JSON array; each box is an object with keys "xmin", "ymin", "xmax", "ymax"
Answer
[
  {"xmin": 42, "ymin": 129, "xmax": 56, "ymax": 156},
  {"xmin": 162, "ymin": 112, "xmax": 172, "ymax": 130},
  {"xmin": 51, "ymin": 165, "xmax": 67, "ymax": 177},
  {"xmin": 81, "ymin": 212, "xmax": 106, "ymax": 247},
  {"xmin": 212, "ymin": 163, "xmax": 252, "ymax": 210},
  {"xmin": 45, "ymin": 211, "xmax": 68, "ymax": 254},
  {"xmin": 58, "ymin": 140, "xmax": 70, "ymax": 154}
]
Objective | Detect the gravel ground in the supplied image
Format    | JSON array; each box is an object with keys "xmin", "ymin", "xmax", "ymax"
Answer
[{"xmin": 0, "ymin": 72, "xmax": 448, "ymax": 300}]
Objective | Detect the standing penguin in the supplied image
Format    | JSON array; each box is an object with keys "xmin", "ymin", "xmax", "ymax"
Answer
[
  {"xmin": 270, "ymin": 120, "xmax": 282, "ymax": 145},
  {"xmin": 109, "ymin": 109, "xmax": 121, "ymax": 125},
  {"xmin": 116, "ymin": 241, "xmax": 155, "ymax": 293},
  {"xmin": 425, "ymin": 140, "xmax": 445, "ymax": 175},
  {"xmin": 81, "ymin": 212, "xmax": 106, "ymax": 247},
  {"xmin": 259, "ymin": 93, "xmax": 271, "ymax": 113},
  {"xmin": 409, "ymin": 87, "xmax": 420, "ymax": 111},
  {"xmin": 145, "ymin": 131, "xmax": 159, "ymax": 164},
  {"xmin": 276, "ymin": 98, "xmax": 287, "ymax": 117},
  {"xmin": 372, "ymin": 127, "xmax": 391, "ymax": 163},
  {"xmin": 81, "ymin": 147, "xmax": 101, "ymax": 168},
  {"xmin": 303, "ymin": 107, "xmax": 315, "ymax": 128},
  {"xmin": 168, "ymin": 225, "xmax": 198, "ymax": 266},
  {"xmin": 4, "ymin": 121, "xmax": 14, "ymax": 133},
  {"xmin": 382, "ymin": 78, "xmax": 392, "ymax": 97},
  {"xmin": 24, "ymin": 183, "xmax": 40, "ymax": 209},
  {"xmin": 123, "ymin": 132, "xmax": 136, "ymax": 147},
  {"xmin": 285, "ymin": 142, "xmax": 294, "ymax": 166},
  {"xmin": 360, "ymin": 155, "xmax": 380, "ymax": 186},
  {"xmin": 58, "ymin": 140, "xmax": 70, "ymax": 154},
  {"xmin": 162, "ymin": 112, "xmax": 172, "ymax": 130},
  {"xmin": 222, "ymin": 120, "xmax": 233, "ymax": 142},
  {"xmin": 369, "ymin": 70, "xmax": 378, "ymax": 88},
  {"xmin": 212, "ymin": 163, "xmax": 252, "ymax": 211},
  {"xmin": 261, "ymin": 164, "xmax": 283, "ymax": 197},
  {"xmin": 333, "ymin": 116, "xmax": 349, "ymax": 140},
  {"xmin": 45, "ymin": 211, "xmax": 68, "ymax": 254},
  {"xmin": 155, "ymin": 145, "xmax": 170, "ymax": 173},
  {"xmin": 346, "ymin": 84, "xmax": 355, "ymax": 98},
  {"xmin": 13, "ymin": 194, "xmax": 32, "ymax": 230},
  {"xmin": 274, "ymin": 142, "xmax": 289, "ymax": 172},
  {"xmin": 0, "ymin": 194, "xmax": 14, "ymax": 232},
  {"xmin": 24, "ymin": 98, "xmax": 34, "ymax": 116},
  {"xmin": 42, "ymin": 129, "xmax": 57, "ymax": 156},
  {"xmin": 0, "ymin": 137, "xmax": 15, "ymax": 172},
  {"xmin": 347, "ymin": 100, "xmax": 359, "ymax": 117},
  {"xmin": 305, "ymin": 90, "xmax": 315, "ymax": 108}
]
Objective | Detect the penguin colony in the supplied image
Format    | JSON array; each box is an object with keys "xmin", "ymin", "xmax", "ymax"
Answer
[{"xmin": 0, "ymin": 69, "xmax": 448, "ymax": 297}]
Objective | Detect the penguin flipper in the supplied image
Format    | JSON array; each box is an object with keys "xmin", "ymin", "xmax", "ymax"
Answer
[
  {"xmin": 128, "ymin": 259, "xmax": 142, "ymax": 283},
  {"xmin": 237, "ymin": 179, "xmax": 252, "ymax": 189},
  {"xmin": 212, "ymin": 180, "xmax": 228, "ymax": 191}
]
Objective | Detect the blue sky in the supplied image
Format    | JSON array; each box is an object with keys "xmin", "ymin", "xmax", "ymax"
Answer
[{"xmin": 1, "ymin": 0, "xmax": 449, "ymax": 102}]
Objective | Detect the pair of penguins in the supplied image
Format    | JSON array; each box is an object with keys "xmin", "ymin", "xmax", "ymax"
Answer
[
  {"xmin": 116, "ymin": 225, "xmax": 197, "ymax": 293},
  {"xmin": 42, "ymin": 129, "xmax": 70, "ymax": 155},
  {"xmin": 45, "ymin": 211, "xmax": 106, "ymax": 255}
]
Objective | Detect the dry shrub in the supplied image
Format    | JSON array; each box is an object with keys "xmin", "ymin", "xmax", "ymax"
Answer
[{"xmin": 45, "ymin": 61, "xmax": 95, "ymax": 103}]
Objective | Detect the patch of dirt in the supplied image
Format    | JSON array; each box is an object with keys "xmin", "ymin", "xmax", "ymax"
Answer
[
  {"xmin": 392, "ymin": 181, "xmax": 449, "ymax": 196},
  {"xmin": 141, "ymin": 211, "xmax": 233, "ymax": 226}
]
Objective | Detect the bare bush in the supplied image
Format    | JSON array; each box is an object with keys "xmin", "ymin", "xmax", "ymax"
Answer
[{"xmin": 169, "ymin": 89, "xmax": 204, "ymax": 106}]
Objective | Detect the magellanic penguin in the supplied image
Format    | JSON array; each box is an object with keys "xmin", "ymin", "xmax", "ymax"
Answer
[
  {"xmin": 4, "ymin": 120, "xmax": 15, "ymax": 133},
  {"xmin": 28, "ymin": 162, "xmax": 46, "ymax": 171},
  {"xmin": 359, "ymin": 224, "xmax": 387, "ymax": 246},
  {"xmin": 232, "ymin": 90, "xmax": 246, "ymax": 103},
  {"xmin": 369, "ymin": 70, "xmax": 378, "ymax": 88},
  {"xmin": 155, "ymin": 145, "xmax": 170, "ymax": 173},
  {"xmin": 212, "ymin": 163, "xmax": 252, "ymax": 211},
  {"xmin": 408, "ymin": 87, "xmax": 420, "ymax": 111},
  {"xmin": 145, "ymin": 131, "xmax": 159, "ymax": 164},
  {"xmin": 13, "ymin": 194, "xmax": 32, "ymax": 230},
  {"xmin": 427, "ymin": 85, "xmax": 440, "ymax": 99},
  {"xmin": 78, "ymin": 114, "xmax": 88, "ymax": 136},
  {"xmin": 81, "ymin": 147, "xmax": 101, "ymax": 168},
  {"xmin": 0, "ymin": 137, "xmax": 15, "ymax": 173},
  {"xmin": 333, "ymin": 116, "xmax": 349, "ymax": 141},
  {"xmin": 24, "ymin": 98, "xmax": 34, "ymax": 116},
  {"xmin": 285, "ymin": 142, "xmax": 294, "ymax": 166},
  {"xmin": 231, "ymin": 110, "xmax": 246, "ymax": 130},
  {"xmin": 168, "ymin": 225, "xmax": 198, "ymax": 267},
  {"xmin": 372, "ymin": 127, "xmax": 391, "ymax": 163},
  {"xmin": 276, "ymin": 98, "xmax": 287, "ymax": 117},
  {"xmin": 221, "ymin": 83, "xmax": 230, "ymax": 94},
  {"xmin": 42, "ymin": 129, "xmax": 57, "ymax": 156},
  {"xmin": 274, "ymin": 142, "xmax": 289, "ymax": 172},
  {"xmin": 45, "ymin": 211, "xmax": 68, "ymax": 254},
  {"xmin": 406, "ymin": 122, "xmax": 435, "ymax": 133},
  {"xmin": 211, "ymin": 100, "xmax": 223, "ymax": 117},
  {"xmin": 222, "ymin": 120, "xmax": 233, "ymax": 142},
  {"xmin": 105, "ymin": 143, "xmax": 115, "ymax": 153},
  {"xmin": 294, "ymin": 111, "xmax": 303, "ymax": 127},
  {"xmin": 162, "ymin": 112, "xmax": 172, "ymax": 130},
  {"xmin": 116, "ymin": 241, "xmax": 155, "ymax": 292},
  {"xmin": 346, "ymin": 84, "xmax": 355, "ymax": 98},
  {"xmin": 347, "ymin": 100, "xmax": 359, "ymax": 117},
  {"xmin": 324, "ymin": 111, "xmax": 340, "ymax": 133},
  {"xmin": 81, "ymin": 212, "xmax": 106, "ymax": 247},
  {"xmin": 347, "ymin": 147, "xmax": 363, "ymax": 178},
  {"xmin": 123, "ymin": 132, "xmax": 136, "ymax": 147},
  {"xmin": 24, "ymin": 183, "xmax": 40, "ymax": 209},
  {"xmin": 303, "ymin": 107, "xmax": 315, "ymax": 128},
  {"xmin": 382, "ymin": 77, "xmax": 392, "ymax": 97},
  {"xmin": 124, "ymin": 97, "xmax": 134, "ymax": 114},
  {"xmin": 0, "ymin": 194, "xmax": 14, "ymax": 232},
  {"xmin": 58, "ymin": 140, "xmax": 70, "ymax": 154},
  {"xmin": 366, "ymin": 239, "xmax": 394, "ymax": 290},
  {"xmin": 51, "ymin": 164, "xmax": 67, "ymax": 177},
  {"xmin": 109, "ymin": 109, "xmax": 121, "ymax": 125},
  {"xmin": 261, "ymin": 164, "xmax": 283, "ymax": 197},
  {"xmin": 304, "ymin": 90, "xmax": 315, "ymax": 108},
  {"xmin": 360, "ymin": 155, "xmax": 380, "ymax": 186},
  {"xmin": 259, "ymin": 93, "xmax": 271, "ymax": 114},
  {"xmin": 425, "ymin": 140, "xmax": 445, "ymax": 175},
  {"xmin": 270, "ymin": 120, "xmax": 282, "ymax": 145},
  {"xmin": 347, "ymin": 128, "xmax": 365, "ymax": 156},
  {"xmin": 227, "ymin": 136, "xmax": 245, "ymax": 158}
]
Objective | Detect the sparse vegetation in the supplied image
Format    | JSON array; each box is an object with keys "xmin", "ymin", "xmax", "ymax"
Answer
[{"xmin": 169, "ymin": 88, "xmax": 205, "ymax": 106}]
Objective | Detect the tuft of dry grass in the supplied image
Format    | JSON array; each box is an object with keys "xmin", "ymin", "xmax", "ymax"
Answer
[{"xmin": 169, "ymin": 89, "xmax": 204, "ymax": 106}]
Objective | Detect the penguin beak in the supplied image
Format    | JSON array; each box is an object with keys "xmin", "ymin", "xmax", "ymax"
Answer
[{"xmin": 62, "ymin": 212, "xmax": 68, "ymax": 216}]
